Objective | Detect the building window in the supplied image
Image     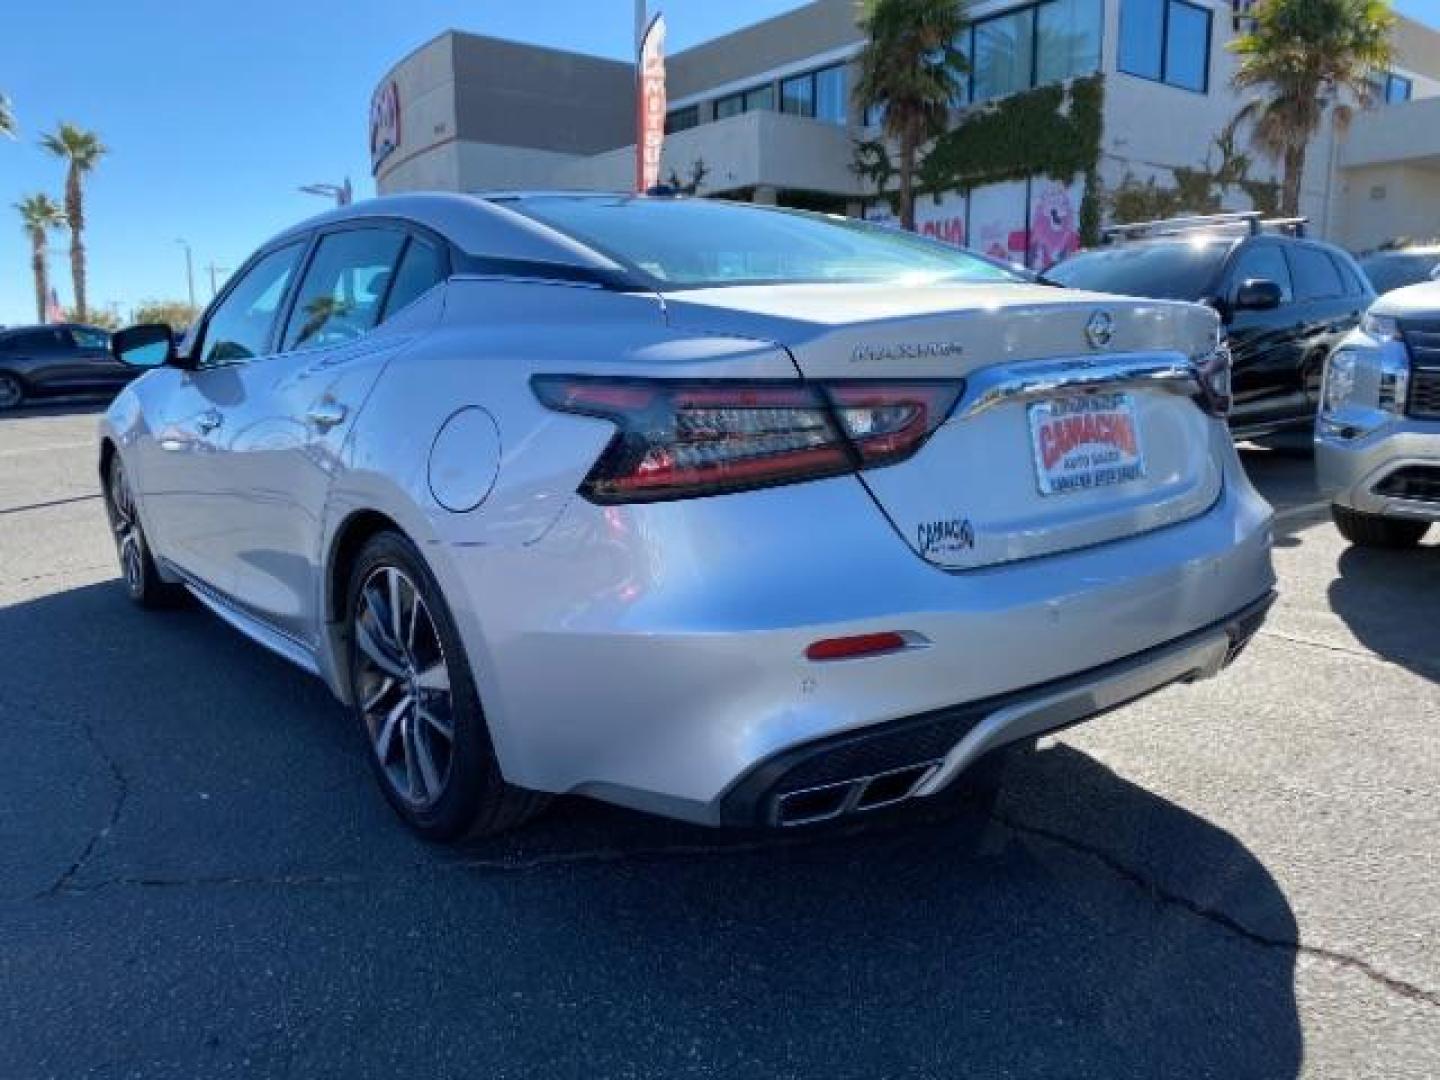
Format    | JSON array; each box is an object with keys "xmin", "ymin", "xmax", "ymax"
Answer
[
  {"xmin": 815, "ymin": 65, "xmax": 848, "ymax": 124},
  {"xmin": 972, "ymin": 7, "xmax": 1036, "ymax": 102},
  {"xmin": 1120, "ymin": 0, "xmax": 1212, "ymax": 93},
  {"xmin": 1036, "ymin": 0, "xmax": 1103, "ymax": 85},
  {"xmin": 960, "ymin": 0, "xmax": 1103, "ymax": 106},
  {"xmin": 666, "ymin": 106, "xmax": 699, "ymax": 134},
  {"xmin": 717, "ymin": 83, "xmax": 775, "ymax": 118},
  {"xmin": 780, "ymin": 64, "xmax": 848, "ymax": 124},
  {"xmin": 1385, "ymin": 73, "xmax": 1413, "ymax": 103}
]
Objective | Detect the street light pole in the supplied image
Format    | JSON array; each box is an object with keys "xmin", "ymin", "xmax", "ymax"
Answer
[
  {"xmin": 175, "ymin": 238, "xmax": 195, "ymax": 309},
  {"xmin": 299, "ymin": 179, "xmax": 354, "ymax": 207}
]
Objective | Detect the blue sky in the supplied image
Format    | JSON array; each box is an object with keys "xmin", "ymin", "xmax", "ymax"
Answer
[
  {"xmin": 1, "ymin": 0, "xmax": 1436, "ymax": 327},
  {"xmin": 0, "ymin": 1, "xmax": 811, "ymax": 326}
]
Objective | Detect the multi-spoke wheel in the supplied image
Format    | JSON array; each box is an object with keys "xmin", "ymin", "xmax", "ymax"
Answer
[
  {"xmin": 354, "ymin": 566, "xmax": 456, "ymax": 810},
  {"xmin": 0, "ymin": 373, "xmax": 24, "ymax": 410},
  {"xmin": 105, "ymin": 458, "xmax": 184, "ymax": 608},
  {"xmin": 346, "ymin": 532, "xmax": 546, "ymax": 840}
]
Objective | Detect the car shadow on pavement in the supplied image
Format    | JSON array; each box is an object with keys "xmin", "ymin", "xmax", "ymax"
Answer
[
  {"xmin": 0, "ymin": 580, "xmax": 1303, "ymax": 1078},
  {"xmin": 0, "ymin": 399, "xmax": 111, "ymax": 420},
  {"xmin": 1328, "ymin": 541, "xmax": 1440, "ymax": 683}
]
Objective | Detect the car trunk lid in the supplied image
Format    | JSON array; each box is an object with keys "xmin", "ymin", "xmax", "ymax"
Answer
[{"xmin": 662, "ymin": 282, "xmax": 1224, "ymax": 569}]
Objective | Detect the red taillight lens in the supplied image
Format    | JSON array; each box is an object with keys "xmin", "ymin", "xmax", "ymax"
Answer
[
  {"xmin": 805, "ymin": 631, "xmax": 909, "ymax": 661},
  {"xmin": 532, "ymin": 376, "xmax": 962, "ymax": 503}
]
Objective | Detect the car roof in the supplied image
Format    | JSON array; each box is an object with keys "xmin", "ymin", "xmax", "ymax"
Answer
[
  {"xmin": 0, "ymin": 323, "xmax": 106, "ymax": 337},
  {"xmin": 266, "ymin": 192, "xmax": 629, "ymax": 273}
]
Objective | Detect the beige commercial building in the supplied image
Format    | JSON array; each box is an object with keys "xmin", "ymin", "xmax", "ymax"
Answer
[{"xmin": 371, "ymin": 0, "xmax": 1440, "ymax": 260}]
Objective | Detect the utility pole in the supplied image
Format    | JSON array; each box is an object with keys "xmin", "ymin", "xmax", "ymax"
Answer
[{"xmin": 175, "ymin": 238, "xmax": 195, "ymax": 308}]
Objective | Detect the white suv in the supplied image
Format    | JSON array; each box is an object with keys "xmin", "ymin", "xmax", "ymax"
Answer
[{"xmin": 1317, "ymin": 280, "xmax": 1440, "ymax": 547}]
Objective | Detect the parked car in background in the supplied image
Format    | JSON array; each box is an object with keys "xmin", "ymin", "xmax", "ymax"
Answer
[
  {"xmin": 1317, "ymin": 279, "xmax": 1440, "ymax": 548},
  {"xmin": 0, "ymin": 323, "xmax": 128, "ymax": 410},
  {"xmin": 1046, "ymin": 212, "xmax": 1374, "ymax": 440},
  {"xmin": 1358, "ymin": 244, "xmax": 1440, "ymax": 297},
  {"xmin": 101, "ymin": 193, "xmax": 1274, "ymax": 840}
]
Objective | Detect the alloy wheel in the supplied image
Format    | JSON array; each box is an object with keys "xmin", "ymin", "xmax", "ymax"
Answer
[
  {"xmin": 109, "ymin": 463, "xmax": 145, "ymax": 593},
  {"xmin": 353, "ymin": 565, "xmax": 456, "ymax": 809},
  {"xmin": 0, "ymin": 375, "xmax": 22, "ymax": 410}
]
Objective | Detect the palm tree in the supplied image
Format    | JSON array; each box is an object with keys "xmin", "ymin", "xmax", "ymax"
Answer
[
  {"xmin": 854, "ymin": 0, "xmax": 968, "ymax": 230},
  {"xmin": 15, "ymin": 194, "xmax": 66, "ymax": 323},
  {"xmin": 39, "ymin": 122, "xmax": 107, "ymax": 322},
  {"xmin": 1230, "ymin": 0, "xmax": 1394, "ymax": 217},
  {"xmin": 0, "ymin": 93, "xmax": 15, "ymax": 139}
]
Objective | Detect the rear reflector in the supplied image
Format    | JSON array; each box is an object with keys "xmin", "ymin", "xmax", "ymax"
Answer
[
  {"xmin": 805, "ymin": 631, "xmax": 908, "ymax": 661},
  {"xmin": 531, "ymin": 376, "xmax": 963, "ymax": 503}
]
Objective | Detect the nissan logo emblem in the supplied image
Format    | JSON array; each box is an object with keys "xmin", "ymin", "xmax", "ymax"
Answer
[{"xmin": 1085, "ymin": 310, "xmax": 1115, "ymax": 349}]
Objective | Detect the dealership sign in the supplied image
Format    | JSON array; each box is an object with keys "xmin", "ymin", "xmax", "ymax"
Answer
[
  {"xmin": 370, "ymin": 80, "xmax": 401, "ymax": 173},
  {"xmin": 636, "ymin": 13, "xmax": 667, "ymax": 192}
]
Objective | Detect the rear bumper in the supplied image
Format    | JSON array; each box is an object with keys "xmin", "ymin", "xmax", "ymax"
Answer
[
  {"xmin": 720, "ymin": 591, "xmax": 1274, "ymax": 827},
  {"xmin": 431, "ymin": 442, "xmax": 1274, "ymax": 826},
  {"xmin": 1316, "ymin": 418, "xmax": 1440, "ymax": 521}
]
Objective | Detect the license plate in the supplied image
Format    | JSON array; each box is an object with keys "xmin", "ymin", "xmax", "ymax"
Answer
[{"xmin": 1028, "ymin": 392, "xmax": 1145, "ymax": 496}]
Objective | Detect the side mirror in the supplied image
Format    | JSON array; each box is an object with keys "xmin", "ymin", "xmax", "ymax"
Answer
[
  {"xmin": 1234, "ymin": 278, "xmax": 1283, "ymax": 311},
  {"xmin": 112, "ymin": 323, "xmax": 176, "ymax": 369}
]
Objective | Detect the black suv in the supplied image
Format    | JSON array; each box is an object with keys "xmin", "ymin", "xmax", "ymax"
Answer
[
  {"xmin": 1358, "ymin": 243, "xmax": 1440, "ymax": 296},
  {"xmin": 1047, "ymin": 213, "xmax": 1374, "ymax": 438},
  {"xmin": 0, "ymin": 324, "xmax": 131, "ymax": 411}
]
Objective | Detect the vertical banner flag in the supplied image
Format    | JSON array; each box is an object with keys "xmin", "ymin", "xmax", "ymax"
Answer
[{"xmin": 636, "ymin": 13, "xmax": 667, "ymax": 193}]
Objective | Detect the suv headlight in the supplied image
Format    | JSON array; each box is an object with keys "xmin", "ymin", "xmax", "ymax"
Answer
[{"xmin": 1322, "ymin": 349, "xmax": 1358, "ymax": 412}]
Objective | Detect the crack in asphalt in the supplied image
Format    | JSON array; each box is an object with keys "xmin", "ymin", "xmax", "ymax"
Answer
[
  {"xmin": 36, "ymin": 708, "xmax": 130, "ymax": 899},
  {"xmin": 991, "ymin": 810, "xmax": 1440, "ymax": 1010},
  {"xmin": 0, "ymin": 493, "xmax": 103, "ymax": 516},
  {"xmin": 39, "ymin": 801, "xmax": 1440, "ymax": 1010},
  {"xmin": 1257, "ymin": 628, "xmax": 1440, "ymax": 678}
]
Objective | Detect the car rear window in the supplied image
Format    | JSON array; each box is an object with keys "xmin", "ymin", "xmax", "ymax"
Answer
[
  {"xmin": 504, "ymin": 196, "xmax": 1023, "ymax": 289},
  {"xmin": 1044, "ymin": 240, "xmax": 1230, "ymax": 299}
]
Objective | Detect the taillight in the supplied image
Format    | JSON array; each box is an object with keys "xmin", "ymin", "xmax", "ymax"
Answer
[{"xmin": 531, "ymin": 376, "xmax": 962, "ymax": 503}]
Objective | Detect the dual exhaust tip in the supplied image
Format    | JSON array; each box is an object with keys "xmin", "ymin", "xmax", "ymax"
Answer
[{"xmin": 771, "ymin": 759, "xmax": 944, "ymax": 828}]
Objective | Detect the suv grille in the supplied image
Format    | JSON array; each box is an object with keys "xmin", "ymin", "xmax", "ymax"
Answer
[{"xmin": 1400, "ymin": 318, "xmax": 1440, "ymax": 419}]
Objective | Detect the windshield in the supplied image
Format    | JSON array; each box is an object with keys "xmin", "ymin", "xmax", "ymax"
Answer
[
  {"xmin": 1046, "ymin": 240, "xmax": 1231, "ymax": 300},
  {"xmin": 504, "ymin": 196, "xmax": 1024, "ymax": 289},
  {"xmin": 1360, "ymin": 252, "xmax": 1440, "ymax": 296}
]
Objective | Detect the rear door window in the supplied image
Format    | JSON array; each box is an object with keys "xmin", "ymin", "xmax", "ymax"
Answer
[
  {"xmin": 1287, "ymin": 246, "xmax": 1346, "ymax": 300},
  {"xmin": 4, "ymin": 329, "xmax": 68, "ymax": 354},
  {"xmin": 1228, "ymin": 243, "xmax": 1293, "ymax": 302},
  {"xmin": 282, "ymin": 228, "xmax": 407, "ymax": 352}
]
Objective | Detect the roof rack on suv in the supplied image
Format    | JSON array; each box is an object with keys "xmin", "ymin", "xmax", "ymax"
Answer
[{"xmin": 1103, "ymin": 211, "xmax": 1309, "ymax": 243}]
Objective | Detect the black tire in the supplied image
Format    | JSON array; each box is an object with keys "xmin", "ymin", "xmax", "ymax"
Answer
[
  {"xmin": 105, "ymin": 458, "xmax": 186, "ymax": 608},
  {"xmin": 1331, "ymin": 504, "xmax": 1430, "ymax": 549},
  {"xmin": 0, "ymin": 372, "xmax": 25, "ymax": 411},
  {"xmin": 346, "ymin": 530, "xmax": 547, "ymax": 841}
]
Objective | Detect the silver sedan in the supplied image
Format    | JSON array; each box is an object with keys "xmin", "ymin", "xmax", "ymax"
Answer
[{"xmin": 101, "ymin": 193, "xmax": 1275, "ymax": 839}]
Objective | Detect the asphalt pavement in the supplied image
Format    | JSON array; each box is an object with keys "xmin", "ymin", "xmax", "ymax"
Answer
[{"xmin": 1, "ymin": 405, "xmax": 1436, "ymax": 1079}]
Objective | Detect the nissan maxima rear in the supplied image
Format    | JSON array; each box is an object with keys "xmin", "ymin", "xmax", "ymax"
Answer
[{"xmin": 101, "ymin": 193, "xmax": 1275, "ymax": 839}]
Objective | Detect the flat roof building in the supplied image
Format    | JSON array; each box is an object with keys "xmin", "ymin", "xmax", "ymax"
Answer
[{"xmin": 371, "ymin": 0, "xmax": 1440, "ymax": 260}]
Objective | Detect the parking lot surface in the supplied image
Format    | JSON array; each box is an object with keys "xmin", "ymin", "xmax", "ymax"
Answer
[{"xmin": 1, "ymin": 405, "xmax": 1437, "ymax": 1079}]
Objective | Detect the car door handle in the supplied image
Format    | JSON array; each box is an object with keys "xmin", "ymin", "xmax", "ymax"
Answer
[
  {"xmin": 306, "ymin": 399, "xmax": 348, "ymax": 431},
  {"xmin": 196, "ymin": 409, "xmax": 223, "ymax": 434}
]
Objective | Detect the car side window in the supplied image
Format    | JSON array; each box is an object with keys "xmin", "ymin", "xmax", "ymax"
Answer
[
  {"xmin": 7, "ymin": 329, "xmax": 68, "ymax": 354},
  {"xmin": 1229, "ymin": 244, "xmax": 1293, "ymax": 302},
  {"xmin": 1329, "ymin": 253, "xmax": 1366, "ymax": 297},
  {"xmin": 282, "ymin": 228, "xmax": 407, "ymax": 353},
  {"xmin": 1287, "ymin": 246, "xmax": 1345, "ymax": 301},
  {"xmin": 72, "ymin": 327, "xmax": 109, "ymax": 350},
  {"xmin": 381, "ymin": 237, "xmax": 447, "ymax": 321},
  {"xmin": 199, "ymin": 243, "xmax": 305, "ymax": 367}
]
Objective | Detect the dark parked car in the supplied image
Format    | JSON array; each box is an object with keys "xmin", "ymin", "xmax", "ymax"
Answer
[
  {"xmin": 1358, "ymin": 244, "xmax": 1440, "ymax": 296},
  {"xmin": 0, "ymin": 324, "xmax": 131, "ymax": 410},
  {"xmin": 1046, "ymin": 213, "xmax": 1374, "ymax": 438}
]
